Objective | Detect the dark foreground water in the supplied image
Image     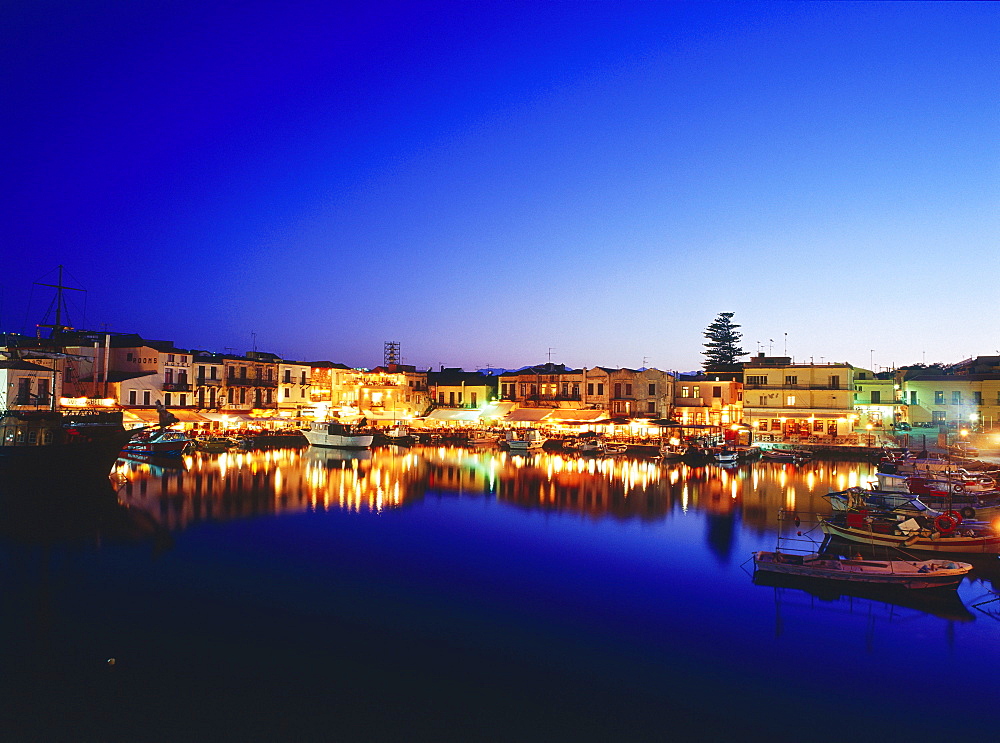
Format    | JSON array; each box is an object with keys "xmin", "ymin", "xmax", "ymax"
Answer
[{"xmin": 2, "ymin": 446, "xmax": 999, "ymax": 742}]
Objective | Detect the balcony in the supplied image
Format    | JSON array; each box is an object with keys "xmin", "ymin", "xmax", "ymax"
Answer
[
  {"xmin": 195, "ymin": 375, "xmax": 223, "ymax": 385},
  {"xmin": 226, "ymin": 377, "xmax": 278, "ymax": 388},
  {"xmin": 162, "ymin": 382, "xmax": 191, "ymax": 392}
]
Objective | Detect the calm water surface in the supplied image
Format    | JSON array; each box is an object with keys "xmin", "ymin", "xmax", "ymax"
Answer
[{"xmin": 2, "ymin": 446, "xmax": 999, "ymax": 742}]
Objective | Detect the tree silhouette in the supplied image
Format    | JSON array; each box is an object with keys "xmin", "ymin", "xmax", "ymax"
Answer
[{"xmin": 702, "ymin": 312, "xmax": 747, "ymax": 370}]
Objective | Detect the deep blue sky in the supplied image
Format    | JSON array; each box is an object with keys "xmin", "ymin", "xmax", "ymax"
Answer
[{"xmin": 3, "ymin": 1, "xmax": 997, "ymax": 371}]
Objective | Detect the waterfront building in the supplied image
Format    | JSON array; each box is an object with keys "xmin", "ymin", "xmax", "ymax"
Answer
[
  {"xmin": 277, "ymin": 360, "xmax": 312, "ymax": 418},
  {"xmin": 672, "ymin": 375, "xmax": 743, "ymax": 426},
  {"xmin": 0, "ymin": 357, "xmax": 58, "ymax": 410},
  {"xmin": 427, "ymin": 367, "xmax": 499, "ymax": 410},
  {"xmin": 852, "ymin": 370, "xmax": 903, "ymax": 429},
  {"xmin": 741, "ymin": 354, "xmax": 861, "ymax": 441},
  {"xmin": 901, "ymin": 358, "xmax": 1000, "ymax": 431},
  {"xmin": 220, "ymin": 351, "xmax": 279, "ymax": 413}
]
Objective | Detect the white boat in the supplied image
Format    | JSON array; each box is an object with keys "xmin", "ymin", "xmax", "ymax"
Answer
[
  {"xmin": 711, "ymin": 447, "xmax": 738, "ymax": 464},
  {"xmin": 504, "ymin": 429, "xmax": 546, "ymax": 451},
  {"xmin": 752, "ymin": 551, "xmax": 972, "ymax": 590},
  {"xmin": 303, "ymin": 421, "xmax": 374, "ymax": 449}
]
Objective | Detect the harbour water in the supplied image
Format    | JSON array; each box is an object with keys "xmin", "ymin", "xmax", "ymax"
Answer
[{"xmin": 2, "ymin": 446, "xmax": 999, "ymax": 741}]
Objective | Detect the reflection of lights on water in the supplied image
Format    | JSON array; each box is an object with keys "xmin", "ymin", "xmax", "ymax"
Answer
[{"xmin": 784, "ymin": 486, "xmax": 796, "ymax": 511}]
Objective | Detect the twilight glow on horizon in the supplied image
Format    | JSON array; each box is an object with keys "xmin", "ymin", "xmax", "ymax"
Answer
[{"xmin": 3, "ymin": 2, "xmax": 998, "ymax": 373}]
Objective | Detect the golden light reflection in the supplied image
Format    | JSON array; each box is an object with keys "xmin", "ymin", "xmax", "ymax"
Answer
[{"xmin": 112, "ymin": 445, "xmax": 878, "ymax": 532}]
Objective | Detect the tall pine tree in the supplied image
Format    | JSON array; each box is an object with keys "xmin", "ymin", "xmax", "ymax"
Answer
[{"xmin": 702, "ymin": 312, "xmax": 747, "ymax": 370}]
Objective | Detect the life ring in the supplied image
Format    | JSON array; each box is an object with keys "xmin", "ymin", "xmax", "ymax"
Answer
[
  {"xmin": 953, "ymin": 484, "xmax": 965, "ymax": 493},
  {"xmin": 945, "ymin": 509, "xmax": 964, "ymax": 525},
  {"xmin": 980, "ymin": 477, "xmax": 995, "ymax": 487},
  {"xmin": 961, "ymin": 506, "xmax": 977, "ymax": 520},
  {"xmin": 934, "ymin": 514, "xmax": 957, "ymax": 534}
]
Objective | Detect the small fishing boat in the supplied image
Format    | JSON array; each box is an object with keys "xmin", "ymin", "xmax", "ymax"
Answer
[
  {"xmin": 195, "ymin": 436, "xmax": 235, "ymax": 453},
  {"xmin": 761, "ymin": 447, "xmax": 812, "ymax": 463},
  {"xmin": 752, "ymin": 551, "xmax": 972, "ymax": 590},
  {"xmin": 303, "ymin": 420, "xmax": 374, "ymax": 449},
  {"xmin": 820, "ymin": 511, "xmax": 1000, "ymax": 553},
  {"xmin": 504, "ymin": 429, "xmax": 546, "ymax": 451},
  {"xmin": 121, "ymin": 427, "xmax": 193, "ymax": 458}
]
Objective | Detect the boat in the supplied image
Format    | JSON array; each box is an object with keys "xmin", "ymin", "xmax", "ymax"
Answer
[
  {"xmin": 236, "ymin": 430, "xmax": 308, "ymax": 450},
  {"xmin": 820, "ymin": 511, "xmax": 1000, "ymax": 553},
  {"xmin": 0, "ymin": 270, "xmax": 141, "ymax": 484},
  {"xmin": 374, "ymin": 424, "xmax": 418, "ymax": 447},
  {"xmin": 504, "ymin": 428, "xmax": 546, "ymax": 451},
  {"xmin": 826, "ymin": 486, "xmax": 1000, "ymax": 525},
  {"xmin": 0, "ymin": 408, "xmax": 136, "ymax": 484},
  {"xmin": 761, "ymin": 447, "xmax": 812, "ymax": 463},
  {"xmin": 303, "ymin": 420, "xmax": 374, "ymax": 449},
  {"xmin": 195, "ymin": 435, "xmax": 236, "ymax": 453},
  {"xmin": 711, "ymin": 447, "xmax": 739, "ymax": 464},
  {"xmin": 752, "ymin": 551, "xmax": 972, "ymax": 590},
  {"xmin": 121, "ymin": 427, "xmax": 193, "ymax": 457}
]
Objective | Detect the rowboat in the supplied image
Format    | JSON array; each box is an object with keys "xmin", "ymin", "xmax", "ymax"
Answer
[{"xmin": 752, "ymin": 551, "xmax": 972, "ymax": 590}]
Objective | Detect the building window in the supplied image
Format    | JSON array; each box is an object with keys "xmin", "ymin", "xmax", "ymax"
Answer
[
  {"xmin": 871, "ymin": 391, "xmax": 880, "ymax": 403},
  {"xmin": 786, "ymin": 395, "xmax": 795, "ymax": 405},
  {"xmin": 772, "ymin": 419, "xmax": 781, "ymax": 430},
  {"xmin": 129, "ymin": 390, "xmax": 137, "ymax": 405},
  {"xmin": 648, "ymin": 383, "xmax": 656, "ymax": 395},
  {"xmin": 471, "ymin": 392, "xmax": 478, "ymax": 407},
  {"xmin": 910, "ymin": 391, "xmax": 917, "ymax": 405},
  {"xmin": 693, "ymin": 386, "xmax": 700, "ymax": 398},
  {"xmin": 167, "ymin": 354, "xmax": 175, "ymax": 362},
  {"xmin": 682, "ymin": 386, "xmax": 690, "ymax": 398},
  {"xmin": 973, "ymin": 391, "xmax": 982, "ymax": 404},
  {"xmin": 829, "ymin": 376, "xmax": 840, "ymax": 389},
  {"xmin": 952, "ymin": 391, "xmax": 962, "ymax": 405},
  {"xmin": 520, "ymin": 384, "xmax": 527, "ymax": 396},
  {"xmin": 143, "ymin": 390, "xmax": 151, "ymax": 406},
  {"xmin": 746, "ymin": 375, "xmax": 768, "ymax": 385},
  {"xmin": 179, "ymin": 394, "xmax": 187, "ymax": 406},
  {"xmin": 759, "ymin": 396, "xmax": 768, "ymax": 406},
  {"xmin": 561, "ymin": 383, "xmax": 569, "ymax": 396},
  {"xmin": 785, "ymin": 376, "xmax": 797, "ymax": 385},
  {"xmin": 625, "ymin": 384, "xmax": 632, "ymax": 396},
  {"xmin": 814, "ymin": 420, "xmax": 824, "ymax": 432},
  {"xmin": 614, "ymin": 383, "xmax": 622, "ymax": 398},
  {"xmin": 211, "ymin": 367, "xmax": 218, "ymax": 380},
  {"xmin": 934, "ymin": 391, "xmax": 944, "ymax": 404},
  {"xmin": 597, "ymin": 384, "xmax": 604, "ymax": 396},
  {"xmin": 572, "ymin": 384, "xmax": 579, "ymax": 397},
  {"xmin": 285, "ymin": 388, "xmax": 291, "ymax": 399},
  {"xmin": 932, "ymin": 411, "xmax": 946, "ymax": 424},
  {"xmin": 712, "ymin": 386, "xmax": 722, "ymax": 398},
  {"xmin": 165, "ymin": 393, "xmax": 172, "ymax": 406},
  {"xmin": 647, "ymin": 401, "xmax": 655, "ymax": 413},
  {"xmin": 758, "ymin": 420, "xmax": 768, "ymax": 431}
]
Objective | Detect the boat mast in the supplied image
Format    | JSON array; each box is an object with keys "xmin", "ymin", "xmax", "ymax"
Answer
[{"xmin": 34, "ymin": 265, "xmax": 85, "ymax": 410}]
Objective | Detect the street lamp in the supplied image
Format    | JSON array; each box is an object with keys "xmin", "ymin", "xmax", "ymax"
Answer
[{"xmin": 865, "ymin": 423, "xmax": 874, "ymax": 448}]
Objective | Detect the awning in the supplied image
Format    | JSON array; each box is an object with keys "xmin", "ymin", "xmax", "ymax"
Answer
[
  {"xmin": 171, "ymin": 410, "xmax": 210, "ymax": 422},
  {"xmin": 503, "ymin": 408, "xmax": 552, "ymax": 422},
  {"xmin": 201, "ymin": 412, "xmax": 254, "ymax": 422},
  {"xmin": 544, "ymin": 409, "xmax": 609, "ymax": 423},
  {"xmin": 123, "ymin": 409, "xmax": 160, "ymax": 423},
  {"xmin": 425, "ymin": 408, "xmax": 483, "ymax": 422},
  {"xmin": 360, "ymin": 409, "xmax": 414, "ymax": 420}
]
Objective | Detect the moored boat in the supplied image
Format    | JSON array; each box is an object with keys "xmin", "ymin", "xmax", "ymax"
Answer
[
  {"xmin": 504, "ymin": 428, "xmax": 546, "ymax": 451},
  {"xmin": 752, "ymin": 550, "xmax": 972, "ymax": 590},
  {"xmin": 303, "ymin": 420, "xmax": 374, "ymax": 449},
  {"xmin": 121, "ymin": 427, "xmax": 193, "ymax": 457},
  {"xmin": 0, "ymin": 408, "xmax": 136, "ymax": 484},
  {"xmin": 820, "ymin": 512, "xmax": 1000, "ymax": 553}
]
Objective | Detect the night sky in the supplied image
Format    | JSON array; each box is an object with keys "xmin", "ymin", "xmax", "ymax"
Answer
[{"xmin": 3, "ymin": 1, "xmax": 998, "ymax": 371}]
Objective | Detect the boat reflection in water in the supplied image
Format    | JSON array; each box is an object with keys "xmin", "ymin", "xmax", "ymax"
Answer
[
  {"xmin": 0, "ymin": 474, "xmax": 168, "ymax": 550},
  {"xmin": 110, "ymin": 444, "xmax": 879, "ymax": 535}
]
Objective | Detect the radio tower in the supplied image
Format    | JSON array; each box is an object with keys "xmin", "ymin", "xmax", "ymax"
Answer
[{"xmin": 384, "ymin": 341, "xmax": 400, "ymax": 368}]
